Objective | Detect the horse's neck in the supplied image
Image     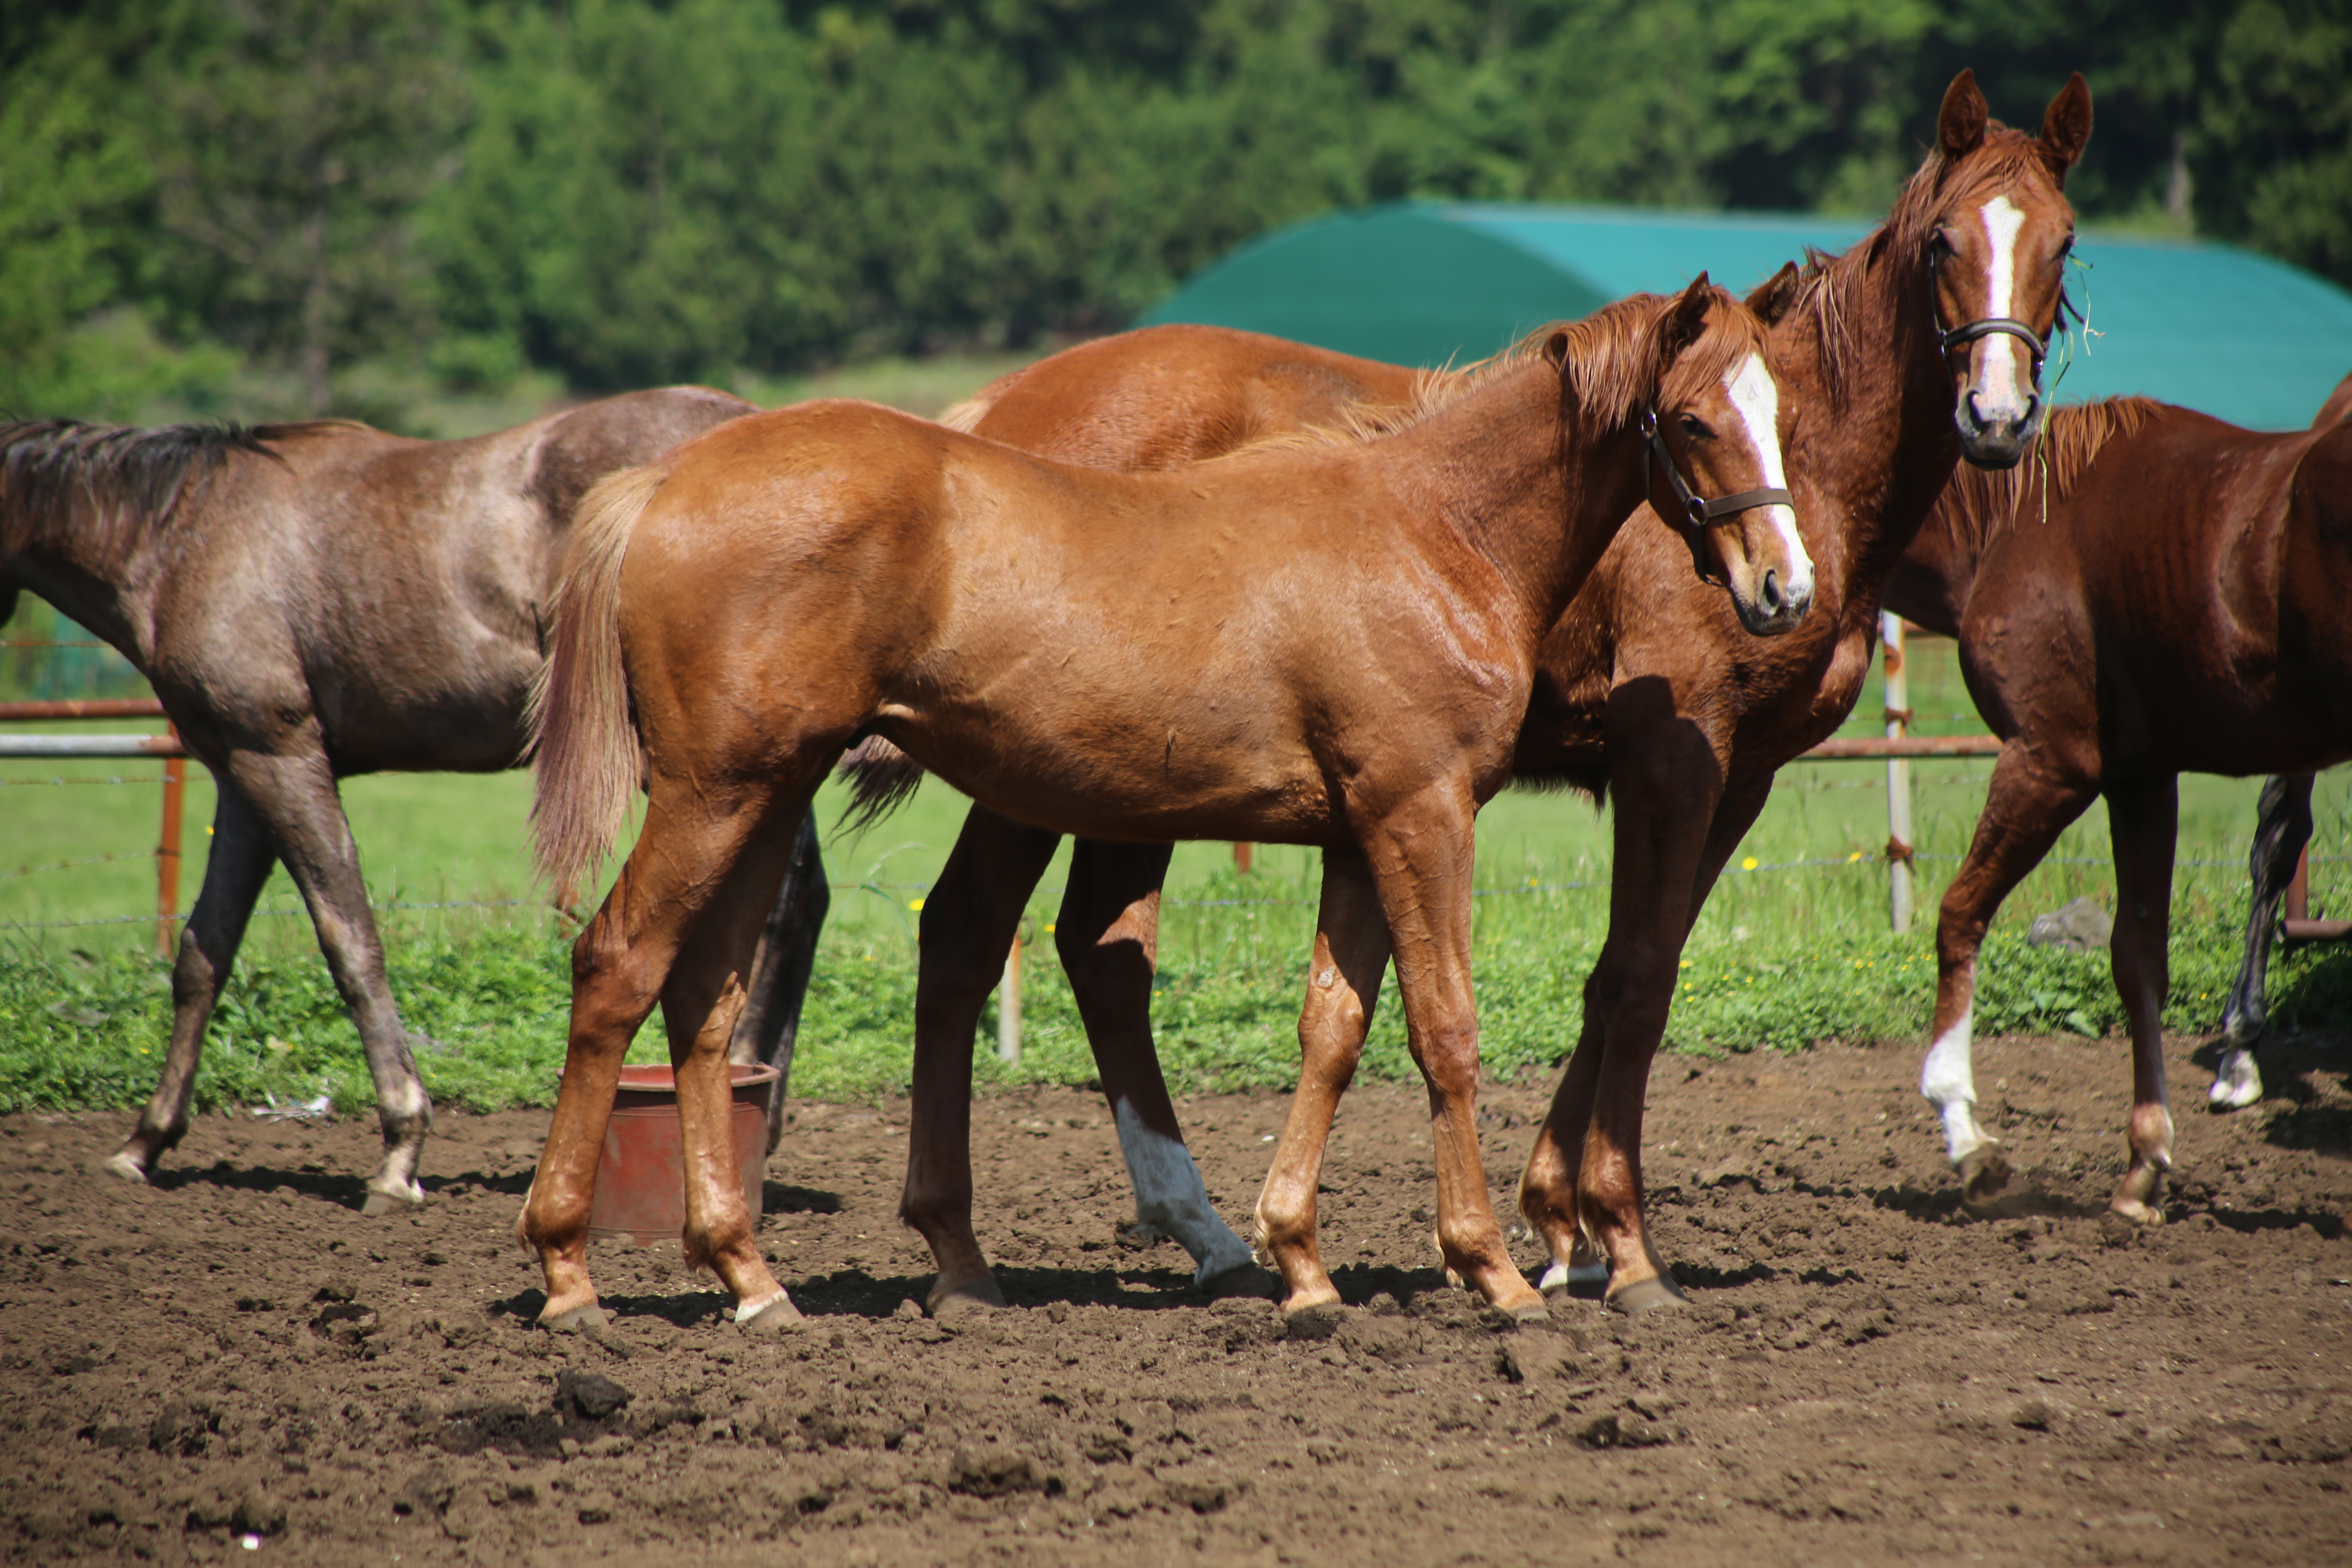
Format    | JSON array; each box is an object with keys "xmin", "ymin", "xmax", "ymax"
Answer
[
  {"xmin": 1376, "ymin": 364, "xmax": 1645, "ymax": 632},
  {"xmin": 2, "ymin": 503, "xmax": 163, "ymax": 661},
  {"xmin": 1792, "ymin": 250, "xmax": 1963, "ymax": 638}
]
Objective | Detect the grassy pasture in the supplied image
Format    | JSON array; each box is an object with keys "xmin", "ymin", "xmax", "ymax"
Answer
[{"xmin": 4, "ymin": 632, "xmax": 2348, "ymax": 1118}]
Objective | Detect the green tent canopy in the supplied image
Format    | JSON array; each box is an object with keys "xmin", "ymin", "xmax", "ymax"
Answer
[{"xmin": 1140, "ymin": 202, "xmax": 2352, "ymax": 432}]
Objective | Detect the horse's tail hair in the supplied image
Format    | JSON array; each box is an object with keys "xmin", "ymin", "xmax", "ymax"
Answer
[
  {"xmin": 936, "ymin": 394, "xmax": 992, "ymax": 433},
  {"xmin": 529, "ymin": 463, "xmax": 669, "ymax": 896},
  {"xmin": 833, "ymin": 735, "xmax": 928, "ymax": 833}
]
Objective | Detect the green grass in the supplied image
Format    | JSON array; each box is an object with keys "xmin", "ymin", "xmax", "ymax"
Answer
[{"xmin": 5, "ymin": 630, "xmax": 2350, "ymax": 1117}]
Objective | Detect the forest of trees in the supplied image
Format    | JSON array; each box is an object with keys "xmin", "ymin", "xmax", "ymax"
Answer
[{"xmin": 4, "ymin": 0, "xmax": 2346, "ymax": 423}]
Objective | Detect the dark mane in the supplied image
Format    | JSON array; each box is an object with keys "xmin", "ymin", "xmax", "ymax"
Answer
[
  {"xmin": 1783, "ymin": 122, "xmax": 2060, "ymax": 405},
  {"xmin": 0, "ymin": 418, "xmax": 357, "ymax": 557},
  {"xmin": 1931, "ymin": 396, "xmax": 2163, "ymax": 546}
]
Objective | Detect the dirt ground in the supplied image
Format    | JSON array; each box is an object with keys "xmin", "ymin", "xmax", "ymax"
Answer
[{"xmin": 4, "ymin": 1027, "xmax": 2349, "ymax": 1567}]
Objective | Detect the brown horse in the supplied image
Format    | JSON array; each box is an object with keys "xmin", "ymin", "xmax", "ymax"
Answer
[
  {"xmin": 1880, "ymin": 378, "xmax": 2352, "ymax": 1222},
  {"xmin": 0, "ymin": 391, "xmax": 792, "ymax": 1212},
  {"xmin": 522, "ymin": 280, "xmax": 1796, "ymax": 1331},
  {"xmin": 843, "ymin": 70, "xmax": 2088, "ymax": 1314},
  {"xmin": 869, "ymin": 321, "xmax": 1812, "ymax": 1310}
]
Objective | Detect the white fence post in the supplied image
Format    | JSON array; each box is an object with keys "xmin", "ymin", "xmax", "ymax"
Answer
[{"xmin": 1881, "ymin": 611, "xmax": 1915, "ymax": 934}]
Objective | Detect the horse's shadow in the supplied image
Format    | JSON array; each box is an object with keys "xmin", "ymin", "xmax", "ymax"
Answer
[{"xmin": 144, "ymin": 1162, "xmax": 538, "ymax": 1206}]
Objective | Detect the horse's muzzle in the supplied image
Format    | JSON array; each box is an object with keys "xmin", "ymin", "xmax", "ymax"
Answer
[{"xmin": 1956, "ymin": 387, "xmax": 2043, "ymax": 470}]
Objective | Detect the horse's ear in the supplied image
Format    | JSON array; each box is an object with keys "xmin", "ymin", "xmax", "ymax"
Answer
[
  {"xmin": 2037, "ymin": 72, "xmax": 2092, "ymax": 183},
  {"xmin": 1542, "ymin": 327, "xmax": 1573, "ymax": 374},
  {"xmin": 1746, "ymin": 262, "xmax": 1802, "ymax": 327},
  {"xmin": 1938, "ymin": 69, "xmax": 1988, "ymax": 160},
  {"xmin": 1662, "ymin": 273, "xmax": 1713, "ymax": 361}
]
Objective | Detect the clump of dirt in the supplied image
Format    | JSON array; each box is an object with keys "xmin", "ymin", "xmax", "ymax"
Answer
[{"xmin": 2, "ymin": 1030, "xmax": 2347, "ymax": 1564}]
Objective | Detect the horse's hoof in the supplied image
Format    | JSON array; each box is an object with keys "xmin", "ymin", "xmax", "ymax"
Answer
[
  {"xmin": 927, "ymin": 1275, "xmax": 1007, "ymax": 1319},
  {"xmin": 2109, "ymin": 1197, "xmax": 2164, "ymax": 1228},
  {"xmin": 1278, "ymin": 1283, "xmax": 1343, "ymax": 1316},
  {"xmin": 1499, "ymin": 1297, "xmax": 1552, "ymax": 1324},
  {"xmin": 539, "ymin": 1302, "xmax": 610, "ymax": 1334},
  {"xmin": 1605, "ymin": 1273, "xmax": 1688, "ymax": 1315},
  {"xmin": 361, "ymin": 1182, "xmax": 425, "ymax": 1217},
  {"xmin": 99, "ymin": 1150, "xmax": 150, "ymax": 1185},
  {"xmin": 2206, "ymin": 1055, "xmax": 2262, "ymax": 1111},
  {"xmin": 1957, "ymin": 1143, "xmax": 2011, "ymax": 1206},
  {"xmin": 1197, "ymin": 1261, "xmax": 1279, "ymax": 1301},
  {"xmin": 733, "ymin": 1293, "xmax": 805, "ymax": 1334},
  {"xmin": 1537, "ymin": 1259, "xmax": 1610, "ymax": 1301}
]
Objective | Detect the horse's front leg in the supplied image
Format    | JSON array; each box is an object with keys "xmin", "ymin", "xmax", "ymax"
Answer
[
  {"xmin": 727, "ymin": 810, "xmax": 830, "ymax": 1155},
  {"xmin": 1059, "ymin": 837, "xmax": 1267, "ymax": 1295},
  {"xmin": 2105, "ymin": 778, "xmax": 2180, "ymax": 1225},
  {"xmin": 1365, "ymin": 788, "xmax": 1546, "ymax": 1318},
  {"xmin": 218, "ymin": 743, "xmax": 434, "ymax": 1214},
  {"xmin": 900, "ymin": 808, "xmax": 1059, "ymax": 1315},
  {"xmin": 1254, "ymin": 845, "xmax": 1390, "ymax": 1312},
  {"xmin": 2214, "ymin": 773, "xmax": 2310, "ymax": 1110},
  {"xmin": 1925, "ymin": 744, "xmax": 2097, "ymax": 1204},
  {"xmin": 105, "ymin": 784, "xmax": 274, "ymax": 1184}
]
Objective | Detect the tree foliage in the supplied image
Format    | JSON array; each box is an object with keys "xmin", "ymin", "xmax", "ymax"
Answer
[{"xmin": 2, "ymin": 0, "xmax": 2345, "ymax": 415}]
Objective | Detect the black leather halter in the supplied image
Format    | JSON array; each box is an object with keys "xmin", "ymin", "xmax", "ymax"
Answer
[
  {"xmin": 1641, "ymin": 408, "xmax": 1795, "ymax": 587},
  {"xmin": 1928, "ymin": 242, "xmax": 2054, "ymax": 372}
]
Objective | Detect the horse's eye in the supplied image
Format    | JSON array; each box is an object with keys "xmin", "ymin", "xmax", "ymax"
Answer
[
  {"xmin": 1929, "ymin": 230, "xmax": 1956, "ymax": 259},
  {"xmin": 1679, "ymin": 414, "xmax": 1711, "ymax": 440}
]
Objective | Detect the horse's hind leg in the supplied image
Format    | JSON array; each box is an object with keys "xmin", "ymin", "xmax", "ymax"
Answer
[
  {"xmin": 1927, "ymin": 744, "xmax": 2096, "ymax": 1204},
  {"xmin": 900, "ymin": 807, "xmax": 1060, "ymax": 1314},
  {"xmin": 1059, "ymin": 837, "xmax": 1265, "ymax": 1295},
  {"xmin": 104, "ymin": 785, "xmax": 275, "ymax": 1183},
  {"xmin": 524, "ymin": 776, "xmax": 813, "ymax": 1330},
  {"xmin": 214, "ymin": 744, "xmax": 434, "ymax": 1213},
  {"xmin": 2214, "ymin": 773, "xmax": 2311, "ymax": 1110},
  {"xmin": 2105, "ymin": 778, "xmax": 2180, "ymax": 1225},
  {"xmin": 728, "ymin": 811, "xmax": 830, "ymax": 1156},
  {"xmin": 662, "ymin": 795, "xmax": 816, "ymax": 1330},
  {"xmin": 1254, "ymin": 844, "xmax": 1389, "ymax": 1313}
]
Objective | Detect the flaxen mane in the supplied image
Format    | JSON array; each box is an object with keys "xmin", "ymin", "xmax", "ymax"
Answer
[
  {"xmin": 0, "ymin": 419, "xmax": 356, "ymax": 558},
  {"xmin": 1782, "ymin": 124, "xmax": 2061, "ymax": 405},
  {"xmin": 1931, "ymin": 396, "xmax": 2162, "ymax": 545}
]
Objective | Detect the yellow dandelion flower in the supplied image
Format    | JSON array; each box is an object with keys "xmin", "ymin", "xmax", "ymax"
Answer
[
  {"xmin": 1741, "ymin": 856, "xmax": 1759, "ymax": 871},
  {"xmin": 908, "ymin": 898, "xmax": 925, "ymax": 911}
]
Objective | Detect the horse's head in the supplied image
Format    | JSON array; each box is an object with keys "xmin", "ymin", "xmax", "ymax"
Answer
[
  {"xmin": 1635, "ymin": 275, "xmax": 1814, "ymax": 635},
  {"xmin": 1926, "ymin": 69, "xmax": 2091, "ymax": 469}
]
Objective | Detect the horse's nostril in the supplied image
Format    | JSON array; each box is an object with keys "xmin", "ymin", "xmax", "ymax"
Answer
[{"xmin": 1761, "ymin": 569, "xmax": 1783, "ymax": 612}]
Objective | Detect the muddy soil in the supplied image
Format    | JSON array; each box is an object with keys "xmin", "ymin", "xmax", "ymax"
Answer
[{"xmin": 4, "ymin": 1029, "xmax": 2350, "ymax": 1566}]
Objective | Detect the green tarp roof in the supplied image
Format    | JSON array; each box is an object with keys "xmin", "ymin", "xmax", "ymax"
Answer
[{"xmin": 1140, "ymin": 202, "xmax": 2352, "ymax": 432}]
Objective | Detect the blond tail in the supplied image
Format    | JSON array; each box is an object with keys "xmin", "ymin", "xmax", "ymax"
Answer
[{"xmin": 527, "ymin": 463, "xmax": 669, "ymax": 897}]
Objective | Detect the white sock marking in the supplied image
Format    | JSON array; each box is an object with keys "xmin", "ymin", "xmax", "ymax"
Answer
[
  {"xmin": 1113, "ymin": 1098, "xmax": 1256, "ymax": 1285},
  {"xmin": 1722, "ymin": 354, "xmax": 1813, "ymax": 607},
  {"xmin": 1975, "ymin": 196, "xmax": 2031, "ymax": 422},
  {"xmin": 1920, "ymin": 1005, "xmax": 1989, "ymax": 1163}
]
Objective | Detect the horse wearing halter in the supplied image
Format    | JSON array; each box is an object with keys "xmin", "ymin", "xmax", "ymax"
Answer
[{"xmin": 1641, "ymin": 406, "xmax": 1796, "ymax": 587}]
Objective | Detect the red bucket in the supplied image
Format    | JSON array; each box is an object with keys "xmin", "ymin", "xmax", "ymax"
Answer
[{"xmin": 585, "ymin": 1062, "xmax": 778, "ymax": 1245}]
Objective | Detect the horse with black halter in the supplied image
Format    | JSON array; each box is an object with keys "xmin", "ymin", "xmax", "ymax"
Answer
[
  {"xmin": 522, "ymin": 282, "xmax": 1799, "ymax": 1330},
  {"xmin": 813, "ymin": 71, "xmax": 2088, "ymax": 1314}
]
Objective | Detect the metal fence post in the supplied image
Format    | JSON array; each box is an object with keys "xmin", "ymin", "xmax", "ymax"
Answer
[
  {"xmin": 156, "ymin": 723, "xmax": 185, "ymax": 958},
  {"xmin": 1881, "ymin": 612, "xmax": 1915, "ymax": 934}
]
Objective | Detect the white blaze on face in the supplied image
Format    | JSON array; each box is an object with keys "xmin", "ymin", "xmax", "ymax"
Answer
[
  {"xmin": 1113, "ymin": 1098, "xmax": 1256, "ymax": 1286},
  {"xmin": 1920, "ymin": 1004, "xmax": 1990, "ymax": 1162},
  {"xmin": 1973, "ymin": 195, "xmax": 2033, "ymax": 421},
  {"xmin": 1721, "ymin": 353, "xmax": 1813, "ymax": 606}
]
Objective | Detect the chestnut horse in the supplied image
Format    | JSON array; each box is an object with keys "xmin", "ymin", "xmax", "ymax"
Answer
[
  {"xmin": 0, "ymin": 392, "xmax": 800, "ymax": 1212},
  {"xmin": 522, "ymin": 281, "xmax": 1795, "ymax": 1331},
  {"xmin": 1881, "ymin": 379, "xmax": 2352, "ymax": 1221},
  {"xmin": 2209, "ymin": 376, "xmax": 2352, "ymax": 1108},
  {"xmin": 839, "ymin": 70, "xmax": 2088, "ymax": 1314}
]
